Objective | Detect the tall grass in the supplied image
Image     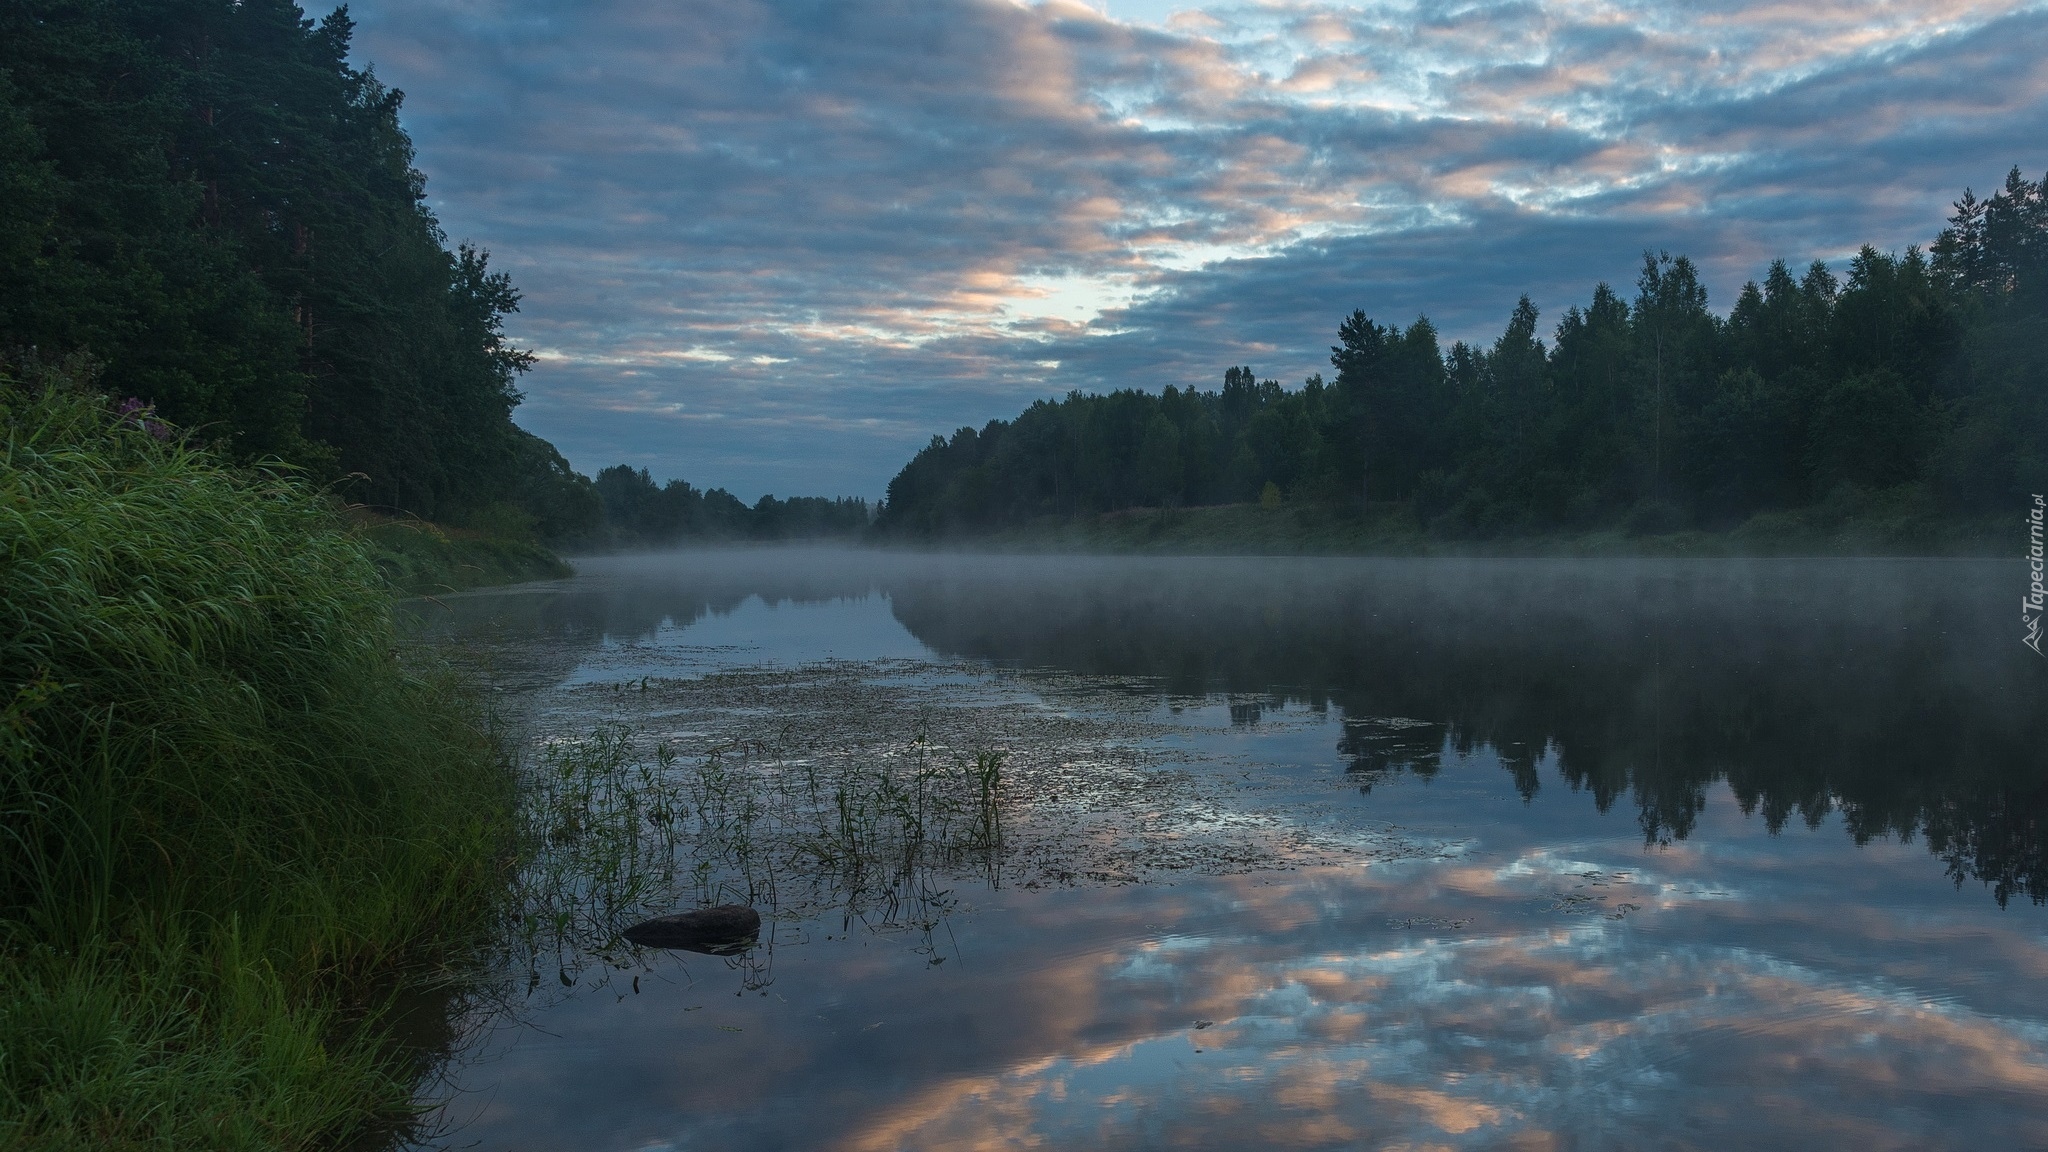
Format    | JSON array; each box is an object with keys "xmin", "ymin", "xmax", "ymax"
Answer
[
  {"xmin": 0, "ymin": 369, "xmax": 514, "ymax": 1149},
  {"xmin": 348, "ymin": 512, "xmax": 570, "ymax": 597}
]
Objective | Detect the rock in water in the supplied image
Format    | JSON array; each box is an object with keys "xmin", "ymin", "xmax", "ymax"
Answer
[{"xmin": 622, "ymin": 905, "xmax": 762, "ymax": 954}]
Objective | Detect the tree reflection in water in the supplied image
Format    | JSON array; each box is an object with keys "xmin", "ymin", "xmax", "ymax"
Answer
[
  {"xmin": 408, "ymin": 552, "xmax": 2047, "ymax": 907},
  {"xmin": 878, "ymin": 556, "xmax": 2048, "ymax": 906}
]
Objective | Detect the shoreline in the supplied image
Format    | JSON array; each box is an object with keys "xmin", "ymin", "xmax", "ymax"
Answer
[
  {"xmin": 1, "ymin": 386, "xmax": 519, "ymax": 1150},
  {"xmin": 866, "ymin": 500, "xmax": 2011, "ymax": 560}
]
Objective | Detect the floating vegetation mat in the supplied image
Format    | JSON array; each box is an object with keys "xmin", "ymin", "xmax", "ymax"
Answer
[{"xmin": 498, "ymin": 658, "xmax": 1444, "ymax": 985}]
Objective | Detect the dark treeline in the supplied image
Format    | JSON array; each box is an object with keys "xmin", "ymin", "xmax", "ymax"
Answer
[
  {"xmin": 880, "ymin": 171, "xmax": 2047, "ymax": 537},
  {"xmin": 0, "ymin": 1, "xmax": 863, "ymax": 551},
  {"xmin": 593, "ymin": 465, "xmax": 870, "ymax": 546},
  {"xmin": 0, "ymin": 0, "xmax": 597, "ymax": 533}
]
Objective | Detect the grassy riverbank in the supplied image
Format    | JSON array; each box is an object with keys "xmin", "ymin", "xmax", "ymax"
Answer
[
  {"xmin": 353, "ymin": 513, "xmax": 571, "ymax": 597},
  {"xmin": 956, "ymin": 488, "xmax": 2007, "ymax": 558},
  {"xmin": 0, "ymin": 382, "xmax": 515, "ymax": 1149}
]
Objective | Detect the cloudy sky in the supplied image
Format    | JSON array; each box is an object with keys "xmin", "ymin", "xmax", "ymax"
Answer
[{"xmin": 344, "ymin": 0, "xmax": 2048, "ymax": 501}]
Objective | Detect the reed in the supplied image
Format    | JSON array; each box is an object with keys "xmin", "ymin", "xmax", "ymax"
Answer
[
  {"xmin": 0, "ymin": 370, "xmax": 515, "ymax": 1149},
  {"xmin": 511, "ymin": 725, "xmax": 1006, "ymax": 984}
]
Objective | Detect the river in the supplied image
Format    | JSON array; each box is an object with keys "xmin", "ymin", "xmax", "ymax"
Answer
[{"xmin": 400, "ymin": 549, "xmax": 2048, "ymax": 1151}]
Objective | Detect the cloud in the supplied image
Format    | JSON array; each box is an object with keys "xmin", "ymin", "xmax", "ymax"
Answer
[{"xmin": 345, "ymin": 0, "xmax": 2048, "ymax": 499}]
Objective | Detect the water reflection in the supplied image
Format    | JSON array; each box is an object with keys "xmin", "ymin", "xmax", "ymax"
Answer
[
  {"xmin": 1339, "ymin": 717, "xmax": 1448, "ymax": 788},
  {"xmin": 402, "ymin": 549, "xmax": 2048, "ymax": 1151},
  {"xmin": 824, "ymin": 865, "xmax": 2048, "ymax": 1151},
  {"xmin": 420, "ymin": 835, "xmax": 2048, "ymax": 1150},
  {"xmin": 418, "ymin": 550, "xmax": 2046, "ymax": 905},
  {"xmin": 877, "ymin": 554, "xmax": 2047, "ymax": 904}
]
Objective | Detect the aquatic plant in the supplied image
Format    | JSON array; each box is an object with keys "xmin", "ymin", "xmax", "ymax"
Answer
[
  {"xmin": 0, "ymin": 371, "xmax": 515, "ymax": 1149},
  {"xmin": 509, "ymin": 724, "xmax": 1006, "ymax": 988}
]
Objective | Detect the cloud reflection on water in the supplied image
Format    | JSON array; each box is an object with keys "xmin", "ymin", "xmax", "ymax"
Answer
[
  {"xmin": 406, "ymin": 552, "xmax": 2048, "ymax": 1150},
  {"xmin": 832, "ymin": 849, "xmax": 2048, "ymax": 1151}
]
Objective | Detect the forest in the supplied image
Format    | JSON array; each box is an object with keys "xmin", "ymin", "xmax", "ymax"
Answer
[
  {"xmin": 0, "ymin": 1, "xmax": 574, "ymax": 521},
  {"xmin": 592, "ymin": 466, "xmax": 869, "ymax": 545},
  {"xmin": 878, "ymin": 174, "xmax": 2047, "ymax": 541},
  {"xmin": 0, "ymin": 0, "xmax": 849, "ymax": 551}
]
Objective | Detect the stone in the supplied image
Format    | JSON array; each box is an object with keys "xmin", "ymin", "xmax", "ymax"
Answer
[{"xmin": 621, "ymin": 904, "xmax": 762, "ymax": 954}]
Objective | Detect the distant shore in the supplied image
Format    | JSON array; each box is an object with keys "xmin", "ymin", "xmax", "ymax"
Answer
[{"xmin": 900, "ymin": 498, "xmax": 2009, "ymax": 559}]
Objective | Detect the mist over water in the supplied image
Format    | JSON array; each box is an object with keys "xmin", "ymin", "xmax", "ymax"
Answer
[{"xmin": 406, "ymin": 549, "xmax": 2048, "ymax": 1150}]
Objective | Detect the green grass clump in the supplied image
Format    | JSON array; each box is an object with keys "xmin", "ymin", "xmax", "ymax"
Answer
[
  {"xmin": 351, "ymin": 514, "xmax": 570, "ymax": 598},
  {"xmin": 0, "ymin": 374, "xmax": 514, "ymax": 1149}
]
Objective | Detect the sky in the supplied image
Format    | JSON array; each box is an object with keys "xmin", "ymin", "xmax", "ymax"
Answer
[{"xmin": 342, "ymin": 0, "xmax": 2048, "ymax": 502}]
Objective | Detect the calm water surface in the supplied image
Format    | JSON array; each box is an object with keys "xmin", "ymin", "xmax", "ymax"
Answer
[{"xmin": 406, "ymin": 551, "xmax": 2048, "ymax": 1151}]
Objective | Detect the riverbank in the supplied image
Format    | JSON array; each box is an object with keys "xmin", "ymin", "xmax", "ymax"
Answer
[
  {"xmin": 937, "ymin": 490, "xmax": 2008, "ymax": 558},
  {"xmin": 0, "ymin": 383, "xmax": 516, "ymax": 1149},
  {"xmin": 352, "ymin": 513, "xmax": 573, "ymax": 597}
]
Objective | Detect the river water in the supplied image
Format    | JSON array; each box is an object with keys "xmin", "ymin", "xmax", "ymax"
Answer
[{"xmin": 403, "ymin": 549, "xmax": 2048, "ymax": 1151}]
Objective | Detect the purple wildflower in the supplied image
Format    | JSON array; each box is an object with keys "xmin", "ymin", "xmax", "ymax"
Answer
[{"xmin": 114, "ymin": 397, "xmax": 172, "ymax": 439}]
